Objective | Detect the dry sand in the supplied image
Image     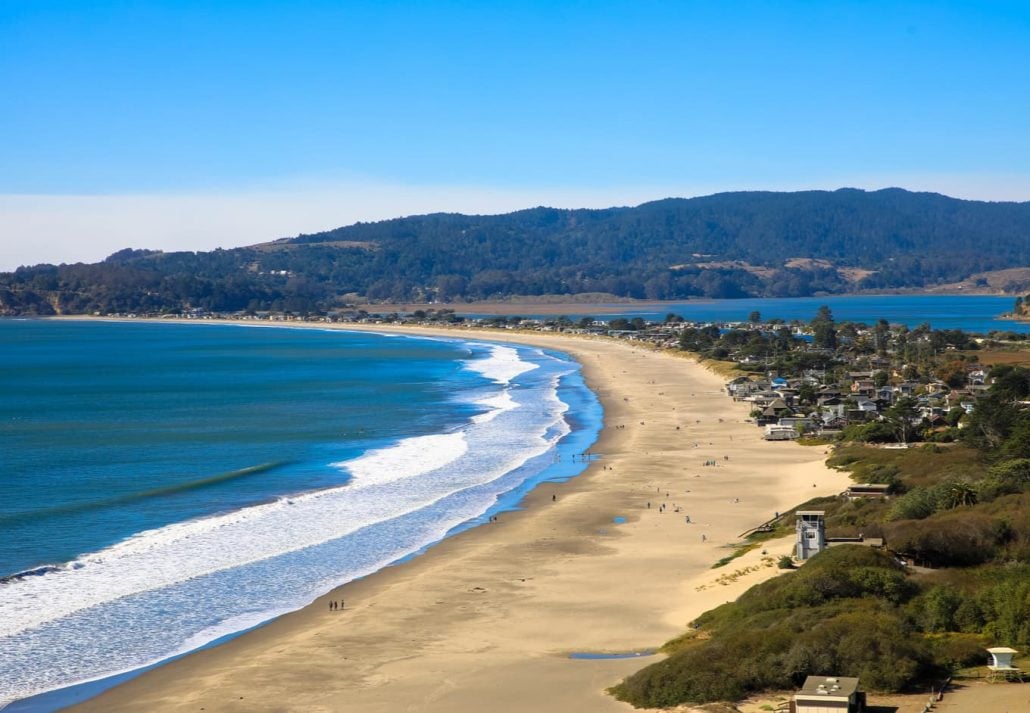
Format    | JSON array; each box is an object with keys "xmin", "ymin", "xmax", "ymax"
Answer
[{"xmin": 67, "ymin": 323, "xmax": 852, "ymax": 713}]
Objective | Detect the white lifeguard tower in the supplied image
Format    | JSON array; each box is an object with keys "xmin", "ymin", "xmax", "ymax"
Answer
[
  {"xmin": 986, "ymin": 646, "xmax": 1023, "ymax": 682},
  {"xmin": 796, "ymin": 510, "xmax": 826, "ymax": 560}
]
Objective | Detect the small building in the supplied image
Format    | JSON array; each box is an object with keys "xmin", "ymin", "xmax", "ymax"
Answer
[
  {"xmin": 986, "ymin": 646, "xmax": 1023, "ymax": 682},
  {"xmin": 765, "ymin": 424, "xmax": 798, "ymax": 441},
  {"xmin": 844, "ymin": 483, "xmax": 891, "ymax": 500},
  {"xmin": 827, "ymin": 535, "xmax": 885, "ymax": 549},
  {"xmin": 796, "ymin": 511, "xmax": 826, "ymax": 560},
  {"xmin": 792, "ymin": 675, "xmax": 864, "ymax": 713}
]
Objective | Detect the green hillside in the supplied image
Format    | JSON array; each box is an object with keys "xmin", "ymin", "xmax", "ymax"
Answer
[{"xmin": 3, "ymin": 188, "xmax": 1029, "ymax": 315}]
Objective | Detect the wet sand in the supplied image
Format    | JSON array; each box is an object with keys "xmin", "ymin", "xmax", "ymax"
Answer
[{"xmin": 67, "ymin": 323, "xmax": 851, "ymax": 713}]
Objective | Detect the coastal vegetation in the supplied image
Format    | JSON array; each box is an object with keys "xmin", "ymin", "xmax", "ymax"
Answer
[
  {"xmin": 611, "ymin": 547, "xmax": 938, "ymax": 707},
  {"xmin": 3, "ymin": 188, "xmax": 1030, "ymax": 315},
  {"xmin": 612, "ymin": 366, "xmax": 1030, "ymax": 708},
  {"xmin": 1012, "ymin": 294, "xmax": 1030, "ymax": 320}
]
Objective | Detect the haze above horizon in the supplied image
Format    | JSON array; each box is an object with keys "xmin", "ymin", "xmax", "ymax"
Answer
[{"xmin": 2, "ymin": 1, "xmax": 1029, "ymax": 270}]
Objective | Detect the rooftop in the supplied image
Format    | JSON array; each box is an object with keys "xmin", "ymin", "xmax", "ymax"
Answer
[{"xmin": 797, "ymin": 675, "xmax": 860, "ymax": 699}]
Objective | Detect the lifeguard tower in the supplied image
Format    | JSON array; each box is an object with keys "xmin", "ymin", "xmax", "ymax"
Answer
[
  {"xmin": 796, "ymin": 511, "xmax": 826, "ymax": 560},
  {"xmin": 986, "ymin": 647, "xmax": 1023, "ymax": 682}
]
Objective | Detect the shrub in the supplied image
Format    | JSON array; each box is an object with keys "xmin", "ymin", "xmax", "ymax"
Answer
[
  {"xmin": 886, "ymin": 512, "xmax": 1007, "ymax": 566},
  {"xmin": 926, "ymin": 632, "xmax": 989, "ymax": 670},
  {"xmin": 889, "ymin": 488, "xmax": 937, "ymax": 521},
  {"xmin": 612, "ymin": 607, "xmax": 933, "ymax": 707}
]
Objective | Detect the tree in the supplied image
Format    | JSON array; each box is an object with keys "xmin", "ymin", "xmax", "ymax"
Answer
[
  {"xmin": 811, "ymin": 305, "xmax": 838, "ymax": 350},
  {"xmin": 748, "ymin": 310, "xmax": 762, "ymax": 324},
  {"xmin": 962, "ymin": 392, "xmax": 1019, "ymax": 450},
  {"xmin": 798, "ymin": 383, "xmax": 817, "ymax": 406},
  {"xmin": 435, "ymin": 274, "xmax": 468, "ymax": 301},
  {"xmin": 886, "ymin": 396, "xmax": 920, "ymax": 444},
  {"xmin": 937, "ymin": 481, "xmax": 978, "ymax": 509},
  {"xmin": 874, "ymin": 319, "xmax": 891, "ymax": 353}
]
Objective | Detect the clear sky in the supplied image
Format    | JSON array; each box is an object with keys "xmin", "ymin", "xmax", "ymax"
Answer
[{"xmin": 2, "ymin": 1, "xmax": 1029, "ymax": 269}]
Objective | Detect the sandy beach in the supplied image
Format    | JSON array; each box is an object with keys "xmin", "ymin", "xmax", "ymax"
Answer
[{"xmin": 66, "ymin": 323, "xmax": 852, "ymax": 713}]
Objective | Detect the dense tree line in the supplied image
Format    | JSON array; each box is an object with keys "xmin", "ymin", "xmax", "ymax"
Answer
[{"xmin": 3, "ymin": 188, "xmax": 1030, "ymax": 314}]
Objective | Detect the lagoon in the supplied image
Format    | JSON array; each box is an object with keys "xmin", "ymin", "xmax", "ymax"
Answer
[{"xmin": 494, "ymin": 294, "xmax": 1029, "ymax": 334}]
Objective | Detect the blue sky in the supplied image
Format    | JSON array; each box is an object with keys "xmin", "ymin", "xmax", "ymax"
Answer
[{"xmin": 2, "ymin": 1, "xmax": 1029, "ymax": 267}]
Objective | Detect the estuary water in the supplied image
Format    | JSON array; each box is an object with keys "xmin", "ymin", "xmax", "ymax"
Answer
[
  {"xmin": 520, "ymin": 294, "xmax": 1030, "ymax": 334},
  {"xmin": 0, "ymin": 320, "xmax": 601, "ymax": 707}
]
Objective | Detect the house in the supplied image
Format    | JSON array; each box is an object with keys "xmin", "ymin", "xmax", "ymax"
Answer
[
  {"xmin": 850, "ymin": 379, "xmax": 876, "ymax": 398},
  {"xmin": 818, "ymin": 397, "xmax": 846, "ymax": 420},
  {"xmin": 896, "ymin": 381, "xmax": 919, "ymax": 396},
  {"xmin": 778, "ymin": 416, "xmax": 814, "ymax": 432},
  {"xmin": 758, "ymin": 399, "xmax": 794, "ymax": 424},
  {"xmin": 967, "ymin": 367, "xmax": 989, "ymax": 385},
  {"xmin": 854, "ymin": 398, "xmax": 878, "ymax": 414},
  {"xmin": 818, "ymin": 415, "xmax": 847, "ymax": 432},
  {"xmin": 764, "ymin": 424, "xmax": 798, "ymax": 441},
  {"xmin": 792, "ymin": 675, "xmax": 865, "ymax": 713}
]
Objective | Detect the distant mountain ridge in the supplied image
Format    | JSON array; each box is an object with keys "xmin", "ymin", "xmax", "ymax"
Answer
[{"xmin": 2, "ymin": 188, "xmax": 1029, "ymax": 315}]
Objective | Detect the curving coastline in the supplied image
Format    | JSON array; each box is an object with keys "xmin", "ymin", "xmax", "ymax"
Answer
[{"xmin": 58, "ymin": 321, "xmax": 853, "ymax": 713}]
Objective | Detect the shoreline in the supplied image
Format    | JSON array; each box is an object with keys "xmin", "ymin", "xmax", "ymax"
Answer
[
  {"xmin": 3, "ymin": 321, "xmax": 600, "ymax": 710},
  {"xmin": 49, "ymin": 318, "xmax": 853, "ymax": 712}
]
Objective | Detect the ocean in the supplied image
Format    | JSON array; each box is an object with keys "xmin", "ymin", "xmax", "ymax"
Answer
[{"xmin": 0, "ymin": 320, "xmax": 602, "ymax": 709}]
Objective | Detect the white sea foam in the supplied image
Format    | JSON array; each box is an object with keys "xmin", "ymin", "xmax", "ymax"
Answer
[
  {"xmin": 334, "ymin": 432, "xmax": 469, "ymax": 487},
  {"xmin": 0, "ymin": 342, "xmax": 587, "ymax": 705},
  {"xmin": 463, "ymin": 343, "xmax": 539, "ymax": 384},
  {"xmin": 470, "ymin": 390, "xmax": 517, "ymax": 424}
]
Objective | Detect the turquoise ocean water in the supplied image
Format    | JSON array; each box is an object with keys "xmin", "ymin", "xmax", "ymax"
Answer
[{"xmin": 0, "ymin": 320, "xmax": 601, "ymax": 708}]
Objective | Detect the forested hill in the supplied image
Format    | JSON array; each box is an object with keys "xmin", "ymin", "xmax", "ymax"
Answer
[{"xmin": 3, "ymin": 188, "xmax": 1030, "ymax": 315}]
